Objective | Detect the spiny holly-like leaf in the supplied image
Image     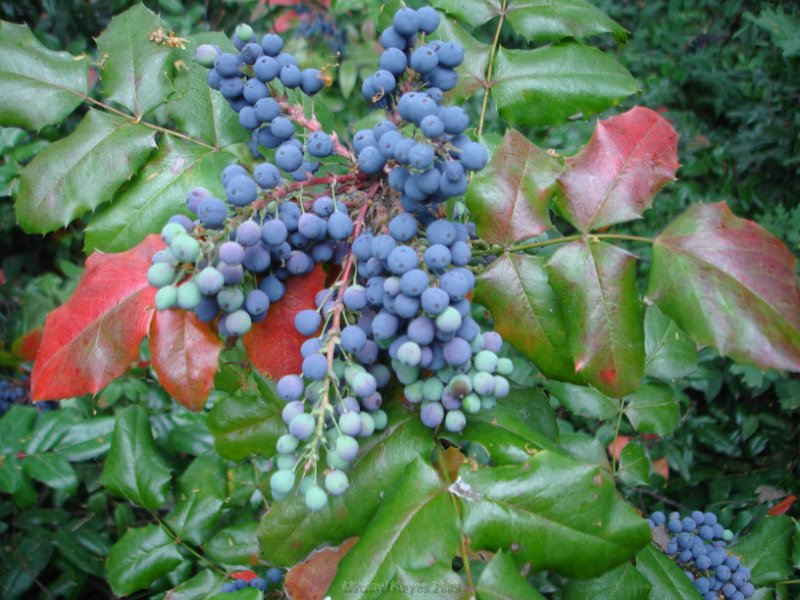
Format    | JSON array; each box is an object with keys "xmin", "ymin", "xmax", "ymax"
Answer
[
  {"xmin": 149, "ymin": 307, "xmax": 223, "ymax": 412},
  {"xmin": 477, "ymin": 551, "xmax": 546, "ymax": 600},
  {"xmin": 456, "ymin": 451, "xmax": 650, "ymax": 578},
  {"xmin": 328, "ymin": 458, "xmax": 460, "ymax": 599},
  {"xmin": 644, "ymin": 304, "xmax": 698, "ymax": 380},
  {"xmin": 31, "ymin": 235, "xmax": 163, "ymax": 401},
  {"xmin": 562, "ymin": 561, "xmax": 651, "ymax": 600},
  {"xmin": 243, "ymin": 266, "xmax": 327, "ymax": 379},
  {"xmin": 16, "ymin": 110, "xmax": 156, "ymax": 233},
  {"xmin": 430, "ymin": 0, "xmax": 499, "ymax": 28},
  {"xmin": 205, "ymin": 522, "xmax": 259, "ymax": 568},
  {"xmin": 167, "ymin": 33, "xmax": 249, "ymax": 148},
  {"xmin": 106, "ymin": 524, "xmax": 183, "ymax": 596},
  {"xmin": 85, "ymin": 135, "xmax": 235, "ymax": 253},
  {"xmin": 165, "ymin": 453, "xmax": 226, "ymax": 546},
  {"xmin": 95, "ymin": 3, "xmax": 173, "ymax": 116},
  {"xmin": 475, "ymin": 253, "xmax": 576, "ymax": 383},
  {"xmin": 624, "ymin": 383, "xmax": 680, "ymax": 437},
  {"xmin": 0, "ymin": 21, "xmax": 88, "ymax": 130},
  {"xmin": 556, "ymin": 107, "xmax": 679, "ymax": 233},
  {"xmin": 492, "ymin": 44, "xmax": 638, "ymax": 128},
  {"xmin": 433, "ymin": 17, "xmax": 491, "ymax": 101},
  {"xmin": 728, "ymin": 515, "xmax": 795, "ymax": 585},
  {"xmin": 546, "ymin": 381, "xmax": 621, "ymax": 421},
  {"xmin": 466, "ymin": 129, "xmax": 560, "ymax": 245},
  {"xmin": 207, "ymin": 380, "xmax": 285, "ymax": 462},
  {"xmin": 547, "ymin": 240, "xmax": 645, "ymax": 397},
  {"xmin": 258, "ymin": 407, "xmax": 434, "ymax": 567},
  {"xmin": 100, "ymin": 405, "xmax": 171, "ymax": 510},
  {"xmin": 634, "ymin": 545, "xmax": 701, "ymax": 598},
  {"xmin": 648, "ymin": 202, "xmax": 800, "ymax": 372},
  {"xmin": 616, "ymin": 441, "xmax": 651, "ymax": 487}
]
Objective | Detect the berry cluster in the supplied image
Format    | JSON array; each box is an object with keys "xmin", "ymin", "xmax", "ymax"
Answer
[
  {"xmin": 648, "ymin": 511, "xmax": 755, "ymax": 599},
  {"xmin": 0, "ymin": 377, "xmax": 28, "ymax": 415},
  {"xmin": 295, "ymin": 4, "xmax": 348, "ymax": 57}
]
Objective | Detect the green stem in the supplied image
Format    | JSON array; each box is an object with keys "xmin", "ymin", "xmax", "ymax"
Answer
[
  {"xmin": 473, "ymin": 233, "xmax": 654, "ymax": 256},
  {"xmin": 476, "ymin": 0, "xmax": 507, "ymax": 137},
  {"xmin": 150, "ymin": 511, "xmax": 226, "ymax": 574}
]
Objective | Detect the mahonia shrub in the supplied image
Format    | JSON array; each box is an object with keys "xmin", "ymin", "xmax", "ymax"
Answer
[{"xmin": 1, "ymin": 1, "xmax": 799, "ymax": 598}]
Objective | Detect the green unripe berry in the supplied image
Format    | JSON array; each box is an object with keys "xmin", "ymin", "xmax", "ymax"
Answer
[
  {"xmin": 177, "ymin": 281, "xmax": 201, "ymax": 309},
  {"xmin": 161, "ymin": 222, "xmax": 187, "ymax": 244},
  {"xmin": 235, "ymin": 23, "xmax": 254, "ymax": 42},
  {"xmin": 404, "ymin": 380, "xmax": 424, "ymax": 403},
  {"xmin": 397, "ymin": 341, "xmax": 422, "ymax": 366},
  {"xmin": 359, "ymin": 412, "xmax": 376, "ymax": 437},
  {"xmin": 470, "ymin": 333, "xmax": 484, "ymax": 353},
  {"xmin": 332, "ymin": 359, "xmax": 346, "ymax": 379},
  {"xmin": 472, "ymin": 371, "xmax": 495, "ymax": 396},
  {"xmin": 226, "ymin": 309, "xmax": 252, "ymax": 335},
  {"xmin": 435, "ymin": 306, "xmax": 462, "ymax": 333},
  {"xmin": 493, "ymin": 375, "xmax": 510, "ymax": 398},
  {"xmin": 422, "ymin": 378, "xmax": 444, "ymax": 402},
  {"xmin": 481, "ymin": 396, "xmax": 497, "ymax": 410},
  {"xmin": 723, "ymin": 529, "xmax": 734, "ymax": 541},
  {"xmin": 437, "ymin": 366, "xmax": 454, "ymax": 384},
  {"xmin": 497, "ymin": 358, "xmax": 514, "ymax": 376},
  {"xmin": 370, "ymin": 409, "xmax": 388, "ymax": 430},
  {"xmin": 147, "ymin": 262, "xmax": 175, "ymax": 288},
  {"xmin": 276, "ymin": 433, "xmax": 299, "ymax": 454},
  {"xmin": 324, "ymin": 470, "xmax": 349, "ymax": 496},
  {"xmin": 336, "ymin": 435, "xmax": 360, "ymax": 461},
  {"xmin": 326, "ymin": 449, "xmax": 349, "ymax": 470},
  {"xmin": 155, "ymin": 285, "xmax": 178, "ymax": 310},
  {"xmin": 170, "ymin": 234, "xmax": 200, "ymax": 262},
  {"xmin": 305, "ymin": 485, "xmax": 328, "ymax": 511},
  {"xmin": 344, "ymin": 364, "xmax": 365, "ymax": 385},
  {"xmin": 473, "ymin": 350, "xmax": 499, "ymax": 373},
  {"xmin": 276, "ymin": 454, "xmax": 295, "ymax": 470},
  {"xmin": 270, "ymin": 469, "xmax": 295, "ymax": 495},
  {"xmin": 462, "ymin": 393, "xmax": 481, "ymax": 414},
  {"xmin": 392, "ymin": 361, "xmax": 419, "ymax": 385},
  {"xmin": 444, "ymin": 409, "xmax": 467, "ymax": 433},
  {"xmin": 217, "ymin": 286, "xmax": 244, "ymax": 312},
  {"xmin": 194, "ymin": 43, "xmax": 219, "ymax": 67}
]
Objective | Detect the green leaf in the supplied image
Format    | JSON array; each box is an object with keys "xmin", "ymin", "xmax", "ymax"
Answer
[
  {"xmin": 54, "ymin": 416, "xmax": 115, "ymax": 462},
  {"xmin": 167, "ymin": 33, "xmax": 248, "ymax": 147},
  {"xmin": 167, "ymin": 570, "xmax": 226, "ymax": 600},
  {"xmin": 210, "ymin": 589, "xmax": 261, "ymax": 600},
  {"xmin": 648, "ymin": 202, "xmax": 800, "ymax": 372},
  {"xmin": 15, "ymin": 109, "xmax": 156, "ymax": 233},
  {"xmin": 0, "ymin": 527, "xmax": 54, "ymax": 598},
  {"xmin": 547, "ymin": 240, "xmax": 645, "ymax": 397},
  {"xmin": 546, "ymin": 381, "xmax": 621, "ymax": 420},
  {"xmin": 475, "ymin": 253, "xmax": 576, "ymax": 383},
  {"xmin": 52, "ymin": 529, "xmax": 106, "ymax": 578},
  {"xmin": 258, "ymin": 407, "xmax": 434, "ymax": 566},
  {"xmin": 95, "ymin": 4, "xmax": 173, "ymax": 116},
  {"xmin": 100, "ymin": 405, "xmax": 172, "ymax": 510},
  {"xmin": 0, "ymin": 405, "xmax": 38, "ymax": 453},
  {"xmin": 504, "ymin": 0, "xmax": 627, "ymax": 44},
  {"xmin": 728, "ymin": 515, "xmax": 794, "ymax": 586},
  {"xmin": 25, "ymin": 408, "xmax": 81, "ymax": 454},
  {"xmin": 205, "ymin": 522, "xmax": 259, "ymax": 568},
  {"xmin": 477, "ymin": 550, "xmax": 546, "ymax": 600},
  {"xmin": 106, "ymin": 524, "xmax": 183, "ymax": 596},
  {"xmin": 466, "ymin": 129, "xmax": 560, "ymax": 245},
  {"xmin": 634, "ymin": 545, "xmax": 701, "ymax": 599},
  {"xmin": 457, "ymin": 451, "xmax": 650, "ymax": 577},
  {"xmin": 430, "ymin": 0, "xmax": 500, "ymax": 28},
  {"xmin": 207, "ymin": 385, "xmax": 285, "ymax": 462},
  {"xmin": 616, "ymin": 441, "xmax": 651, "ymax": 487},
  {"xmin": 745, "ymin": 7, "xmax": 800, "ymax": 60},
  {"xmin": 22, "ymin": 453, "xmax": 78, "ymax": 492},
  {"xmin": 624, "ymin": 383, "xmax": 680, "ymax": 437},
  {"xmin": 644, "ymin": 305, "xmax": 698, "ymax": 380},
  {"xmin": 0, "ymin": 21, "xmax": 88, "ymax": 129},
  {"xmin": 339, "ymin": 60, "xmax": 357, "ymax": 99},
  {"xmin": 166, "ymin": 452, "xmax": 226, "ymax": 545},
  {"xmin": 434, "ymin": 16, "xmax": 491, "ymax": 101},
  {"xmin": 85, "ymin": 135, "xmax": 234, "ymax": 252},
  {"xmin": 492, "ymin": 43, "xmax": 638, "ymax": 128},
  {"xmin": 563, "ymin": 561, "xmax": 651, "ymax": 600},
  {"xmin": 793, "ymin": 520, "xmax": 800, "ymax": 570},
  {"xmin": 328, "ymin": 458, "xmax": 460, "ymax": 598}
]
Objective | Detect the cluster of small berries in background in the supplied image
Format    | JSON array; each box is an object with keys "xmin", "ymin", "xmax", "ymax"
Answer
[
  {"xmin": 218, "ymin": 568, "xmax": 282, "ymax": 594},
  {"xmin": 648, "ymin": 511, "xmax": 756, "ymax": 599},
  {"xmin": 294, "ymin": 3, "xmax": 348, "ymax": 57},
  {"xmin": 146, "ymin": 5, "xmax": 506, "ymax": 513},
  {"xmin": 0, "ymin": 376, "xmax": 54, "ymax": 414}
]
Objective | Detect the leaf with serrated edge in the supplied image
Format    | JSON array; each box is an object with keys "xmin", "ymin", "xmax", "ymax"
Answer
[
  {"xmin": 644, "ymin": 304, "xmax": 698, "ymax": 380},
  {"xmin": 546, "ymin": 381, "xmax": 621, "ymax": 420},
  {"xmin": 547, "ymin": 240, "xmax": 645, "ymax": 397},
  {"xmin": 617, "ymin": 441, "xmax": 651, "ymax": 487},
  {"xmin": 467, "ymin": 129, "xmax": 559, "ymax": 245},
  {"xmin": 475, "ymin": 253, "xmax": 576, "ymax": 382},
  {"xmin": 624, "ymin": 383, "xmax": 680, "ymax": 437},
  {"xmin": 562, "ymin": 561, "xmax": 651, "ymax": 600},
  {"xmin": 165, "ymin": 453, "xmax": 226, "ymax": 546},
  {"xmin": 505, "ymin": 0, "xmax": 627, "ymax": 44},
  {"xmin": 22, "ymin": 453, "xmax": 78, "ymax": 493},
  {"xmin": 0, "ymin": 21, "xmax": 88, "ymax": 129},
  {"xmin": 106, "ymin": 525, "xmax": 183, "ymax": 596},
  {"xmin": 328, "ymin": 458, "xmax": 460, "ymax": 599},
  {"xmin": 433, "ymin": 16, "xmax": 491, "ymax": 101},
  {"xmin": 31, "ymin": 235, "xmax": 163, "ymax": 400},
  {"xmin": 167, "ymin": 33, "xmax": 248, "ymax": 148},
  {"xmin": 492, "ymin": 44, "xmax": 638, "ymax": 128},
  {"xmin": 165, "ymin": 569, "xmax": 226, "ymax": 600},
  {"xmin": 430, "ymin": 0, "xmax": 500, "ymax": 28},
  {"xmin": 100, "ymin": 405, "xmax": 172, "ymax": 510},
  {"xmin": 634, "ymin": 545, "xmax": 700, "ymax": 598},
  {"xmin": 16, "ymin": 110, "xmax": 156, "ymax": 233},
  {"xmin": 149, "ymin": 307, "xmax": 223, "ymax": 412},
  {"xmin": 205, "ymin": 522, "xmax": 259, "ymax": 568},
  {"xmin": 728, "ymin": 515, "xmax": 794, "ymax": 585},
  {"xmin": 557, "ymin": 107, "xmax": 679, "ymax": 232},
  {"xmin": 85, "ymin": 135, "xmax": 235, "ymax": 253},
  {"xmin": 259, "ymin": 407, "xmax": 434, "ymax": 566},
  {"xmin": 648, "ymin": 202, "xmax": 800, "ymax": 372},
  {"xmin": 457, "ymin": 451, "xmax": 650, "ymax": 578},
  {"xmin": 477, "ymin": 550, "xmax": 546, "ymax": 600},
  {"xmin": 95, "ymin": 4, "xmax": 173, "ymax": 116}
]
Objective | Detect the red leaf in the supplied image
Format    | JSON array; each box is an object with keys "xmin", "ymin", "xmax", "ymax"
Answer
[
  {"xmin": 557, "ymin": 106, "xmax": 679, "ymax": 232},
  {"xmin": 768, "ymin": 495, "xmax": 797, "ymax": 516},
  {"xmin": 649, "ymin": 202, "xmax": 800, "ymax": 372},
  {"xmin": 607, "ymin": 435, "xmax": 631, "ymax": 460},
  {"xmin": 653, "ymin": 457, "xmax": 669, "ymax": 480},
  {"xmin": 31, "ymin": 235, "xmax": 163, "ymax": 400},
  {"xmin": 13, "ymin": 327, "xmax": 42, "ymax": 362},
  {"xmin": 149, "ymin": 308, "xmax": 223, "ymax": 411},
  {"xmin": 284, "ymin": 537, "xmax": 358, "ymax": 600},
  {"xmin": 243, "ymin": 266, "xmax": 326, "ymax": 379}
]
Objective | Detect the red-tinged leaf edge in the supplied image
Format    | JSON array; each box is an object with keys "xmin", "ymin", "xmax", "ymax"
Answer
[
  {"xmin": 31, "ymin": 235, "xmax": 164, "ymax": 401},
  {"xmin": 557, "ymin": 106, "xmax": 679, "ymax": 232},
  {"xmin": 149, "ymin": 307, "xmax": 223, "ymax": 411},
  {"xmin": 767, "ymin": 495, "xmax": 797, "ymax": 516},
  {"xmin": 243, "ymin": 266, "xmax": 327, "ymax": 379},
  {"xmin": 13, "ymin": 327, "xmax": 42, "ymax": 362}
]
